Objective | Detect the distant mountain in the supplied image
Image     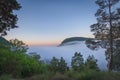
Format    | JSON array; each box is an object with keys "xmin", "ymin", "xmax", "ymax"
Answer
[
  {"xmin": 59, "ymin": 37, "xmax": 93, "ymax": 46},
  {"xmin": 0, "ymin": 37, "xmax": 10, "ymax": 45}
]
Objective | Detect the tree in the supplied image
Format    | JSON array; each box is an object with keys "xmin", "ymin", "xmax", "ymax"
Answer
[
  {"xmin": 9, "ymin": 39, "xmax": 28, "ymax": 53},
  {"xmin": 50, "ymin": 57, "xmax": 68, "ymax": 73},
  {"xmin": 113, "ymin": 41, "xmax": 120, "ymax": 71},
  {"xmin": 85, "ymin": 55, "xmax": 99, "ymax": 71},
  {"xmin": 71, "ymin": 52, "xmax": 84, "ymax": 71},
  {"xmin": 0, "ymin": 39, "xmax": 41, "ymax": 77},
  {"xmin": 88, "ymin": 0, "xmax": 120, "ymax": 71},
  {"xmin": 50, "ymin": 56, "xmax": 59, "ymax": 73},
  {"xmin": 0, "ymin": 0, "xmax": 21, "ymax": 36},
  {"xmin": 29, "ymin": 52, "xmax": 41, "ymax": 61},
  {"xmin": 58, "ymin": 57, "xmax": 67, "ymax": 74}
]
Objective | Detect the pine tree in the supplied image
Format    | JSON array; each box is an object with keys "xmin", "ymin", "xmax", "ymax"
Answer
[
  {"xmin": 58, "ymin": 57, "xmax": 67, "ymax": 74},
  {"xmin": 85, "ymin": 55, "xmax": 99, "ymax": 71},
  {"xmin": 71, "ymin": 52, "xmax": 84, "ymax": 71},
  {"xmin": 88, "ymin": 0, "xmax": 120, "ymax": 71},
  {"xmin": 50, "ymin": 56, "xmax": 59, "ymax": 73}
]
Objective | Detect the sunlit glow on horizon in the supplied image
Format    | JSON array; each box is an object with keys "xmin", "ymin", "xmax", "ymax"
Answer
[
  {"xmin": 4, "ymin": 0, "xmax": 96, "ymax": 46},
  {"xmin": 26, "ymin": 35, "xmax": 94, "ymax": 46},
  {"xmin": 27, "ymin": 41, "xmax": 60, "ymax": 46},
  {"xmin": 5, "ymin": 34, "xmax": 94, "ymax": 46}
]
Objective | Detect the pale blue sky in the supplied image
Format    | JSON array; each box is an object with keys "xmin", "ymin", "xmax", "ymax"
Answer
[{"xmin": 5, "ymin": 0, "xmax": 97, "ymax": 45}]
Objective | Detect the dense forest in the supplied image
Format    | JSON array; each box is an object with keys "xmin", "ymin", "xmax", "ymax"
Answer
[{"xmin": 0, "ymin": 0, "xmax": 120, "ymax": 80}]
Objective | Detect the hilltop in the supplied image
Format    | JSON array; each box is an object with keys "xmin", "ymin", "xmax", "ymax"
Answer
[{"xmin": 59, "ymin": 37, "xmax": 93, "ymax": 46}]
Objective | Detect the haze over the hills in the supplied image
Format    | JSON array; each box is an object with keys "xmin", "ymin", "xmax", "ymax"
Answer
[{"xmin": 28, "ymin": 40, "xmax": 107, "ymax": 70}]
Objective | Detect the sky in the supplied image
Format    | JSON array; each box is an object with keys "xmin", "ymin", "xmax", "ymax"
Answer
[{"xmin": 5, "ymin": 0, "xmax": 98, "ymax": 46}]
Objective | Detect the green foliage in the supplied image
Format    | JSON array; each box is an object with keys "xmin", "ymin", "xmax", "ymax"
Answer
[
  {"xmin": 50, "ymin": 56, "xmax": 59, "ymax": 73},
  {"xmin": 29, "ymin": 52, "xmax": 41, "ymax": 61},
  {"xmin": 10, "ymin": 39, "xmax": 28, "ymax": 53},
  {"xmin": 50, "ymin": 57, "xmax": 67, "ymax": 74},
  {"xmin": 51, "ymin": 73, "xmax": 72, "ymax": 80},
  {"xmin": 58, "ymin": 57, "xmax": 67, "ymax": 74},
  {"xmin": 26, "ymin": 71, "xmax": 120, "ymax": 80},
  {"xmin": 85, "ymin": 55, "xmax": 99, "ymax": 71},
  {"xmin": 88, "ymin": 0, "xmax": 120, "ymax": 71},
  {"xmin": 65, "ymin": 70, "xmax": 97, "ymax": 80},
  {"xmin": 26, "ymin": 74, "xmax": 50, "ymax": 80},
  {"xmin": 1, "ymin": 39, "xmax": 120, "ymax": 80},
  {"xmin": 0, "ymin": 75, "xmax": 11, "ymax": 80},
  {"xmin": 26, "ymin": 73, "xmax": 73, "ymax": 80},
  {"xmin": 0, "ymin": 39, "xmax": 44, "ymax": 78},
  {"xmin": 65, "ymin": 70, "xmax": 120, "ymax": 80},
  {"xmin": 112, "ymin": 47, "xmax": 120, "ymax": 71},
  {"xmin": 0, "ymin": 0, "xmax": 21, "ymax": 36},
  {"xmin": 0, "ymin": 46, "xmax": 41, "ymax": 78},
  {"xmin": 19, "ymin": 55, "xmax": 41, "ymax": 77},
  {"xmin": 39, "ymin": 64, "xmax": 50, "ymax": 74},
  {"xmin": 71, "ymin": 52, "xmax": 84, "ymax": 71}
]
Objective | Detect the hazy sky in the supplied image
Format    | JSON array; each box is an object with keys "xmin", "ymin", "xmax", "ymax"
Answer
[{"xmin": 5, "ymin": 0, "xmax": 98, "ymax": 46}]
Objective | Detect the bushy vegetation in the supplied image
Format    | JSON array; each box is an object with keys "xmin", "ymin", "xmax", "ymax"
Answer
[
  {"xmin": 0, "ymin": 39, "xmax": 47, "ymax": 78},
  {"xmin": 0, "ymin": 75, "xmax": 11, "ymax": 80},
  {"xmin": 49, "ymin": 57, "xmax": 68, "ymax": 74},
  {"xmin": 1, "ymin": 39, "xmax": 120, "ymax": 80},
  {"xmin": 0, "ymin": 0, "xmax": 120, "ymax": 79}
]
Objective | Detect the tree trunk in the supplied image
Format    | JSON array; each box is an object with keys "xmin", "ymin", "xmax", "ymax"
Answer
[{"xmin": 108, "ymin": 0, "xmax": 113, "ymax": 72}]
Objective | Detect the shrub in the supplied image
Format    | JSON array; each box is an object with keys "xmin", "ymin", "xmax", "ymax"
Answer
[
  {"xmin": 0, "ymin": 44, "xmax": 43, "ymax": 78},
  {"xmin": 0, "ymin": 75, "xmax": 11, "ymax": 80}
]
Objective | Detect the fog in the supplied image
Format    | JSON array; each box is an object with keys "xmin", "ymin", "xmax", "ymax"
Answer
[{"xmin": 28, "ymin": 41, "xmax": 107, "ymax": 70}]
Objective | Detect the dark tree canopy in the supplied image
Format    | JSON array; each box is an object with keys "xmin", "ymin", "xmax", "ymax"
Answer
[
  {"xmin": 85, "ymin": 55, "xmax": 99, "ymax": 71},
  {"xmin": 87, "ymin": 0, "xmax": 120, "ymax": 71},
  {"xmin": 50, "ymin": 56, "xmax": 59, "ymax": 73},
  {"xmin": 58, "ymin": 57, "xmax": 67, "ymax": 73},
  {"xmin": 50, "ymin": 57, "xmax": 67, "ymax": 73},
  {"xmin": 71, "ymin": 52, "xmax": 84, "ymax": 71},
  {"xmin": 0, "ymin": 0, "xmax": 21, "ymax": 36},
  {"xmin": 92, "ymin": 0, "xmax": 120, "ymax": 40}
]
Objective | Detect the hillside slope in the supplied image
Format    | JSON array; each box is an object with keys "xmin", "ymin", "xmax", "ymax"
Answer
[
  {"xmin": 0, "ymin": 37, "xmax": 10, "ymax": 45},
  {"xmin": 59, "ymin": 37, "xmax": 93, "ymax": 46}
]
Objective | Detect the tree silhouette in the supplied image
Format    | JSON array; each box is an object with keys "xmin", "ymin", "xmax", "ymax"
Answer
[
  {"xmin": 0, "ymin": 0, "xmax": 21, "ymax": 36},
  {"xmin": 50, "ymin": 56, "xmax": 59, "ymax": 73},
  {"xmin": 10, "ymin": 39, "xmax": 28, "ymax": 53},
  {"xmin": 88, "ymin": 0, "xmax": 120, "ymax": 71},
  {"xmin": 71, "ymin": 52, "xmax": 84, "ymax": 71},
  {"xmin": 85, "ymin": 55, "xmax": 99, "ymax": 71},
  {"xmin": 58, "ymin": 57, "xmax": 67, "ymax": 74}
]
